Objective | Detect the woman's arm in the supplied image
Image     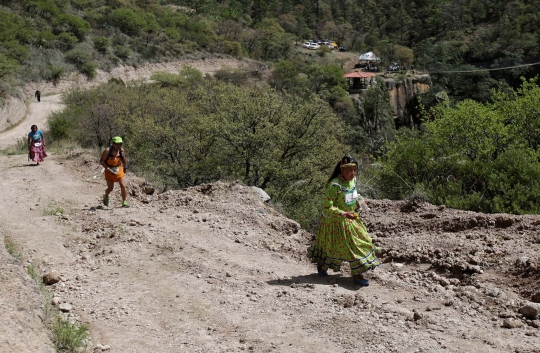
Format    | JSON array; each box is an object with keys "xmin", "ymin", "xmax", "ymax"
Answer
[
  {"xmin": 41, "ymin": 131, "xmax": 46, "ymax": 146},
  {"xmin": 27, "ymin": 136, "xmax": 31, "ymax": 150},
  {"xmin": 322, "ymin": 184, "xmax": 344, "ymax": 217},
  {"xmin": 100, "ymin": 148, "xmax": 110, "ymax": 170},
  {"xmin": 122, "ymin": 148, "xmax": 127, "ymax": 172}
]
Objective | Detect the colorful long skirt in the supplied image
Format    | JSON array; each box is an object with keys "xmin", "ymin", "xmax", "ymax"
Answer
[
  {"xmin": 29, "ymin": 142, "xmax": 47, "ymax": 163},
  {"xmin": 307, "ymin": 216, "xmax": 380, "ymax": 276}
]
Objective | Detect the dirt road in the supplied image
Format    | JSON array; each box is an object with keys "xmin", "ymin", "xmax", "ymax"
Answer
[{"xmin": 0, "ymin": 94, "xmax": 63, "ymax": 150}]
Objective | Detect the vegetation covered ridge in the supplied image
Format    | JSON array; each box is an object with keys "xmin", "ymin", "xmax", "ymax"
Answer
[{"xmin": 1, "ymin": 0, "xmax": 540, "ymax": 102}]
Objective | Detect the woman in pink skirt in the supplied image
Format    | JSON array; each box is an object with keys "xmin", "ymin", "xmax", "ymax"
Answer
[{"xmin": 27, "ymin": 125, "xmax": 47, "ymax": 165}]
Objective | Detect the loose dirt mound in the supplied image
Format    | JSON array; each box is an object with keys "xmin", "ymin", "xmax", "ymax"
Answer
[{"xmin": 1, "ymin": 148, "xmax": 540, "ymax": 353}]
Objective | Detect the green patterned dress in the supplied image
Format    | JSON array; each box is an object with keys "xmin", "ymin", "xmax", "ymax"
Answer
[{"xmin": 307, "ymin": 177, "xmax": 380, "ymax": 276}]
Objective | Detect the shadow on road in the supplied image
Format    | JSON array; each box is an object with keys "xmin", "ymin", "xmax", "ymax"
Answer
[{"xmin": 267, "ymin": 273, "xmax": 369, "ymax": 290}]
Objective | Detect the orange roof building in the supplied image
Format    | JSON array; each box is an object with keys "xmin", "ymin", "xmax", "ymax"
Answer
[{"xmin": 344, "ymin": 71, "xmax": 376, "ymax": 89}]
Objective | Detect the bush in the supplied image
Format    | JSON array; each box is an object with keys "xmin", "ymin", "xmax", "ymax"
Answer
[
  {"xmin": 93, "ymin": 36, "xmax": 110, "ymax": 54},
  {"xmin": 56, "ymin": 32, "xmax": 78, "ymax": 50},
  {"xmin": 53, "ymin": 14, "xmax": 91, "ymax": 41},
  {"xmin": 109, "ymin": 8, "xmax": 146, "ymax": 36},
  {"xmin": 48, "ymin": 114, "xmax": 73, "ymax": 141},
  {"xmin": 65, "ymin": 48, "xmax": 93, "ymax": 66},
  {"xmin": 114, "ymin": 45, "xmax": 130, "ymax": 60},
  {"xmin": 0, "ymin": 53, "xmax": 20, "ymax": 79}
]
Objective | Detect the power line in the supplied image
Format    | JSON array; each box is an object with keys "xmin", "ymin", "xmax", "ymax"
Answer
[{"xmin": 425, "ymin": 61, "xmax": 540, "ymax": 74}]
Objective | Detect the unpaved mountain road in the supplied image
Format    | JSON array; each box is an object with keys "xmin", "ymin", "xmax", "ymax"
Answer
[
  {"xmin": 0, "ymin": 94, "xmax": 63, "ymax": 150},
  {"xmin": 1, "ymin": 58, "xmax": 540, "ymax": 353}
]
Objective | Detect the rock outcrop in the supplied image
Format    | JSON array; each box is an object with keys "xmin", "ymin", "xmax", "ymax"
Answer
[{"xmin": 385, "ymin": 74, "xmax": 432, "ymax": 125}]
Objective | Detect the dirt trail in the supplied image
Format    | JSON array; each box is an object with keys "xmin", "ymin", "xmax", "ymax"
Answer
[
  {"xmin": 0, "ymin": 94, "xmax": 63, "ymax": 150},
  {"xmin": 1, "ymin": 61, "xmax": 540, "ymax": 353}
]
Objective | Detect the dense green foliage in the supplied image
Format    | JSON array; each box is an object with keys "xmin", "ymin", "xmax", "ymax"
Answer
[
  {"xmin": 1, "ymin": 0, "xmax": 540, "ymax": 101},
  {"xmin": 50, "ymin": 68, "xmax": 348, "ymax": 228},
  {"xmin": 370, "ymin": 78, "xmax": 540, "ymax": 215}
]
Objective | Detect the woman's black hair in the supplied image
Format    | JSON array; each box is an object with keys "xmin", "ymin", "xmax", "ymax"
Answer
[
  {"xmin": 30, "ymin": 124, "xmax": 37, "ymax": 130},
  {"xmin": 327, "ymin": 155, "xmax": 358, "ymax": 184}
]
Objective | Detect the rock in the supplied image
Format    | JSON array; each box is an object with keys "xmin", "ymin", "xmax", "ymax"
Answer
[
  {"xmin": 96, "ymin": 343, "xmax": 111, "ymax": 351},
  {"xmin": 519, "ymin": 303, "xmax": 540, "ymax": 320},
  {"xmin": 51, "ymin": 297, "xmax": 61, "ymax": 306},
  {"xmin": 495, "ymin": 216, "xmax": 513, "ymax": 228},
  {"xmin": 384, "ymin": 305, "xmax": 414, "ymax": 320},
  {"xmin": 59, "ymin": 303, "xmax": 73, "ymax": 312},
  {"xmin": 487, "ymin": 288, "xmax": 503, "ymax": 298},
  {"xmin": 516, "ymin": 257, "xmax": 529, "ymax": 267},
  {"xmin": 343, "ymin": 296, "xmax": 355, "ymax": 308},
  {"xmin": 531, "ymin": 292, "xmax": 540, "ymax": 303},
  {"xmin": 438, "ymin": 277, "xmax": 450, "ymax": 286},
  {"xmin": 251, "ymin": 186, "xmax": 271, "ymax": 202},
  {"xmin": 143, "ymin": 186, "xmax": 155, "ymax": 195},
  {"xmin": 42, "ymin": 271, "xmax": 61, "ymax": 285},
  {"xmin": 502, "ymin": 319, "xmax": 519, "ymax": 329},
  {"xmin": 449, "ymin": 278, "xmax": 460, "ymax": 285}
]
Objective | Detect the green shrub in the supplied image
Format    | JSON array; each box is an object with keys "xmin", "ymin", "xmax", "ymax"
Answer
[
  {"xmin": 4, "ymin": 235, "xmax": 22, "ymax": 261},
  {"xmin": 0, "ymin": 53, "xmax": 20, "ymax": 78},
  {"xmin": 53, "ymin": 14, "xmax": 91, "ymax": 41},
  {"xmin": 109, "ymin": 8, "xmax": 146, "ymax": 36},
  {"xmin": 52, "ymin": 317, "xmax": 89, "ymax": 353},
  {"xmin": 48, "ymin": 114, "xmax": 73, "ymax": 141},
  {"xmin": 93, "ymin": 36, "xmax": 110, "ymax": 54},
  {"xmin": 80, "ymin": 61, "xmax": 98, "ymax": 78},
  {"xmin": 113, "ymin": 45, "xmax": 130, "ymax": 60},
  {"xmin": 50, "ymin": 65, "xmax": 64, "ymax": 83},
  {"xmin": 56, "ymin": 32, "xmax": 78, "ymax": 50},
  {"xmin": 65, "ymin": 48, "xmax": 93, "ymax": 66}
]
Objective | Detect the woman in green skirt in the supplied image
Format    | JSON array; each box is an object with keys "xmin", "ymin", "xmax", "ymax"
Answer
[{"xmin": 307, "ymin": 155, "xmax": 379, "ymax": 286}]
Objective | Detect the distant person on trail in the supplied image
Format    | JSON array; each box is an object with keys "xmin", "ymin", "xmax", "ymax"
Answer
[
  {"xmin": 35, "ymin": 90, "xmax": 41, "ymax": 102},
  {"xmin": 100, "ymin": 136, "xmax": 129, "ymax": 208},
  {"xmin": 27, "ymin": 124, "xmax": 47, "ymax": 165},
  {"xmin": 307, "ymin": 155, "xmax": 380, "ymax": 287}
]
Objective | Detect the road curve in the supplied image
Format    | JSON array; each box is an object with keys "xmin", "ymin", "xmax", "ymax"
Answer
[{"xmin": 0, "ymin": 94, "xmax": 64, "ymax": 149}]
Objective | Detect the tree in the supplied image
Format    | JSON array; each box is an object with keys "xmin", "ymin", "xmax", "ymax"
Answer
[
  {"xmin": 109, "ymin": 8, "xmax": 146, "ymax": 36},
  {"xmin": 53, "ymin": 14, "xmax": 91, "ymax": 41},
  {"xmin": 394, "ymin": 45, "xmax": 414, "ymax": 66}
]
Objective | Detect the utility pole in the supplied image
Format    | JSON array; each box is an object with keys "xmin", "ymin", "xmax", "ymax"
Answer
[{"xmin": 316, "ymin": 0, "xmax": 319, "ymax": 38}]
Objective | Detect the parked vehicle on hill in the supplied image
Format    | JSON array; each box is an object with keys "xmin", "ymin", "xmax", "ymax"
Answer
[
  {"xmin": 302, "ymin": 42, "xmax": 311, "ymax": 49},
  {"xmin": 308, "ymin": 43, "xmax": 320, "ymax": 50},
  {"xmin": 320, "ymin": 41, "xmax": 334, "ymax": 50}
]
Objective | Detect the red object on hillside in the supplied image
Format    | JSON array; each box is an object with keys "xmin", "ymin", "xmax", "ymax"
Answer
[
  {"xmin": 344, "ymin": 71, "xmax": 376, "ymax": 89},
  {"xmin": 343, "ymin": 71, "xmax": 376, "ymax": 78}
]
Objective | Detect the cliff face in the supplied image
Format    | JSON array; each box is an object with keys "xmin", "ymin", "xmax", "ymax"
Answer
[
  {"xmin": 385, "ymin": 74, "xmax": 432, "ymax": 125},
  {"xmin": 0, "ymin": 96, "xmax": 27, "ymax": 132}
]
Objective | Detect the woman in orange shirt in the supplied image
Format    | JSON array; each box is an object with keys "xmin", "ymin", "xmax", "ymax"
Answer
[{"xmin": 100, "ymin": 136, "xmax": 129, "ymax": 208}]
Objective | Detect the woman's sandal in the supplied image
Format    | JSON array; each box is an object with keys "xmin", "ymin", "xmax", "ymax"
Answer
[
  {"xmin": 353, "ymin": 278, "xmax": 370, "ymax": 286},
  {"xmin": 317, "ymin": 264, "xmax": 328, "ymax": 277}
]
